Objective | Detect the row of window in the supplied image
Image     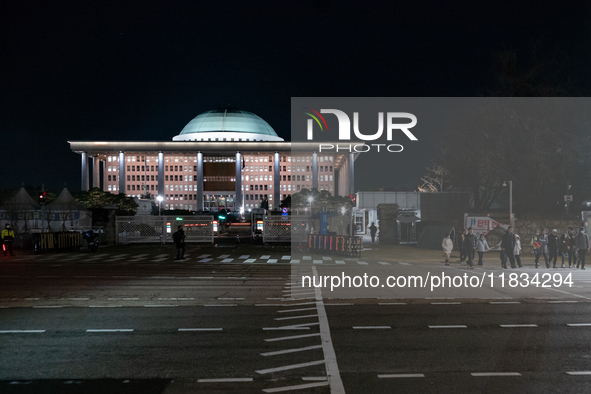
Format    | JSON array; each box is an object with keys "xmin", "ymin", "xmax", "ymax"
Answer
[
  {"xmin": 106, "ymin": 155, "xmax": 334, "ymax": 164},
  {"xmin": 106, "ymin": 163, "xmax": 333, "ymax": 174}
]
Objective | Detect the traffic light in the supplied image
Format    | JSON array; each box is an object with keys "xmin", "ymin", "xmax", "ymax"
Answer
[
  {"xmin": 39, "ymin": 192, "xmax": 47, "ymax": 205},
  {"xmin": 349, "ymin": 194, "xmax": 356, "ymax": 207}
]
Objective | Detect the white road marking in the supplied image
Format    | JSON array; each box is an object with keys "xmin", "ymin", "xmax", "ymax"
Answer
[
  {"xmin": 567, "ymin": 323, "xmax": 591, "ymax": 327},
  {"xmin": 278, "ymin": 307, "xmax": 318, "ymax": 313},
  {"xmin": 263, "ymin": 382, "xmax": 329, "ymax": 392},
  {"xmin": 548, "ymin": 300, "xmax": 578, "ymax": 303},
  {"xmin": 260, "ymin": 255, "xmax": 271, "ymax": 260},
  {"xmin": 490, "ymin": 301, "xmax": 520, "ymax": 304},
  {"xmin": 471, "ymin": 372, "xmax": 521, "ymax": 377},
  {"xmin": 197, "ymin": 254, "xmax": 211, "ymax": 258},
  {"xmin": 243, "ymin": 259, "xmax": 256, "ymax": 263},
  {"xmin": 566, "ymin": 371, "xmax": 591, "ymax": 375},
  {"xmin": 0, "ymin": 330, "xmax": 45, "ymax": 333},
  {"xmin": 322, "ymin": 256, "xmax": 332, "ymax": 260},
  {"xmin": 267, "ymin": 259, "xmax": 278, "ymax": 264},
  {"xmin": 217, "ymin": 254, "xmax": 230, "ymax": 259},
  {"xmin": 256, "ymin": 360, "xmax": 326, "ymax": 375},
  {"xmin": 191, "ymin": 276, "xmax": 214, "ymax": 279},
  {"xmin": 32, "ymin": 306, "xmax": 62, "ymax": 308},
  {"xmin": 313, "ymin": 260, "xmax": 323, "ymax": 264},
  {"xmin": 302, "ymin": 377, "xmax": 328, "ymax": 381},
  {"xmin": 378, "ymin": 262, "xmax": 390, "ymax": 265},
  {"xmin": 303, "ymin": 256, "xmax": 312, "ymax": 260},
  {"xmin": 431, "ymin": 302, "xmax": 461, "ymax": 305},
  {"xmin": 261, "ymin": 344, "xmax": 323, "ymax": 357},
  {"xmin": 379, "ymin": 303, "xmax": 407, "ymax": 305},
  {"xmin": 144, "ymin": 305, "xmax": 178, "ymax": 307},
  {"xmin": 335, "ymin": 260, "xmax": 346, "ymax": 265},
  {"xmin": 198, "ymin": 378, "xmax": 253, "ymax": 382},
  {"xmin": 357, "ymin": 261, "xmax": 368, "ymax": 265},
  {"xmin": 290, "ymin": 260, "xmax": 301, "ymax": 264},
  {"xmin": 500, "ymin": 324, "xmax": 538, "ymax": 328},
  {"xmin": 312, "ymin": 266, "xmax": 344, "ymax": 393},
  {"xmin": 282, "ymin": 256, "xmax": 291, "ymax": 260},
  {"xmin": 68, "ymin": 298, "xmax": 90, "ymax": 301},
  {"xmin": 218, "ymin": 298, "xmax": 244, "ymax": 300},
  {"xmin": 353, "ymin": 326, "xmax": 391, "ymax": 329},
  {"xmin": 198, "ymin": 258, "xmax": 213, "ymax": 262},
  {"xmin": 221, "ymin": 258, "xmax": 234, "ymax": 263},
  {"xmin": 86, "ymin": 329, "xmax": 133, "ymax": 332},
  {"xmin": 178, "ymin": 328, "xmax": 223, "ymax": 331},
  {"xmin": 239, "ymin": 255, "xmax": 250, "ymax": 259},
  {"xmin": 89, "ymin": 306, "xmax": 121, "ymax": 308},
  {"xmin": 264, "ymin": 333, "xmax": 321, "ymax": 342},
  {"xmin": 204, "ymin": 304, "xmax": 237, "ymax": 307},
  {"xmin": 275, "ymin": 314, "xmax": 319, "ymax": 321},
  {"xmin": 154, "ymin": 254, "xmax": 169, "ymax": 258},
  {"xmin": 263, "ymin": 327, "xmax": 311, "ymax": 331},
  {"xmin": 428, "ymin": 325, "xmax": 467, "ymax": 329},
  {"xmin": 378, "ymin": 374, "xmax": 425, "ymax": 378}
]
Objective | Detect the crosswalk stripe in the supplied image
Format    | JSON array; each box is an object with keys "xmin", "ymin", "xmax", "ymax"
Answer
[
  {"xmin": 322, "ymin": 256, "xmax": 332, "ymax": 260},
  {"xmin": 378, "ymin": 262, "xmax": 391, "ymax": 265},
  {"xmin": 198, "ymin": 258, "xmax": 213, "ymax": 262},
  {"xmin": 303, "ymin": 256, "xmax": 312, "ymax": 260},
  {"xmin": 282, "ymin": 256, "xmax": 291, "ymax": 260},
  {"xmin": 261, "ymin": 255, "xmax": 271, "ymax": 260},
  {"xmin": 313, "ymin": 260, "xmax": 323, "ymax": 264},
  {"xmin": 290, "ymin": 260, "xmax": 301, "ymax": 264},
  {"xmin": 239, "ymin": 255, "xmax": 250, "ymax": 259},
  {"xmin": 243, "ymin": 259, "xmax": 256, "ymax": 264},
  {"xmin": 335, "ymin": 260, "xmax": 346, "ymax": 265},
  {"xmin": 197, "ymin": 254, "xmax": 211, "ymax": 258},
  {"xmin": 357, "ymin": 261, "xmax": 368, "ymax": 265},
  {"xmin": 267, "ymin": 259, "xmax": 278, "ymax": 264},
  {"xmin": 221, "ymin": 258, "xmax": 234, "ymax": 263},
  {"xmin": 217, "ymin": 254, "xmax": 230, "ymax": 259}
]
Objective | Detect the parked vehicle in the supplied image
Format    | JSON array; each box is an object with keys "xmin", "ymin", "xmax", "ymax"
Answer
[{"xmin": 82, "ymin": 230, "xmax": 99, "ymax": 253}]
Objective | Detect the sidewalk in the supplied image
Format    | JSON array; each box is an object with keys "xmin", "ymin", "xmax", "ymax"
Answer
[{"xmin": 361, "ymin": 242, "xmax": 560, "ymax": 266}]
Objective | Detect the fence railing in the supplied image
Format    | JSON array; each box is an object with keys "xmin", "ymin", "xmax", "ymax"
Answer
[
  {"xmin": 308, "ymin": 235, "xmax": 363, "ymax": 258},
  {"xmin": 116, "ymin": 216, "xmax": 213, "ymax": 244}
]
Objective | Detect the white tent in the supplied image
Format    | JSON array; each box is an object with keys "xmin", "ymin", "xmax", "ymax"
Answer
[
  {"xmin": 0, "ymin": 187, "xmax": 42, "ymax": 233},
  {"xmin": 45, "ymin": 187, "xmax": 92, "ymax": 231}
]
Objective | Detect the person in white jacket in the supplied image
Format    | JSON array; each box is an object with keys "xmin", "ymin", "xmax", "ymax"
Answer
[
  {"xmin": 476, "ymin": 234, "xmax": 490, "ymax": 266},
  {"xmin": 442, "ymin": 233, "xmax": 453, "ymax": 266},
  {"xmin": 514, "ymin": 234, "xmax": 523, "ymax": 268}
]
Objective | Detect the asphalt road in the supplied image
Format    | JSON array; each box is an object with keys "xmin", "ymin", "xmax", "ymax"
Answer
[{"xmin": 1, "ymin": 244, "xmax": 590, "ymax": 393}]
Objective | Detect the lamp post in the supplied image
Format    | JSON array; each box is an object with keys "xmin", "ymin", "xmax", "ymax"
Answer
[
  {"xmin": 308, "ymin": 196, "xmax": 313, "ymax": 214},
  {"xmin": 156, "ymin": 195, "xmax": 164, "ymax": 216}
]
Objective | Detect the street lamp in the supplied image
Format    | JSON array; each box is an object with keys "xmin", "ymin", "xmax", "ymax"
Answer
[
  {"xmin": 503, "ymin": 181, "xmax": 513, "ymax": 226},
  {"xmin": 156, "ymin": 195, "xmax": 164, "ymax": 216}
]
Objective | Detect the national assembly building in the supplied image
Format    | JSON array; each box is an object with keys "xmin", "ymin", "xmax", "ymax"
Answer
[{"xmin": 69, "ymin": 109, "xmax": 357, "ymax": 212}]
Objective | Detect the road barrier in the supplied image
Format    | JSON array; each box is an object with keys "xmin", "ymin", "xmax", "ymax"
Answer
[
  {"xmin": 308, "ymin": 235, "xmax": 363, "ymax": 258},
  {"xmin": 33, "ymin": 232, "xmax": 81, "ymax": 253}
]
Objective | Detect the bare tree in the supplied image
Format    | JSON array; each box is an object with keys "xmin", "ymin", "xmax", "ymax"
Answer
[{"xmin": 417, "ymin": 165, "xmax": 450, "ymax": 192}]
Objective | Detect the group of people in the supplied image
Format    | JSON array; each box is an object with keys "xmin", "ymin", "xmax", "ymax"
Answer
[{"xmin": 442, "ymin": 226, "xmax": 590, "ymax": 269}]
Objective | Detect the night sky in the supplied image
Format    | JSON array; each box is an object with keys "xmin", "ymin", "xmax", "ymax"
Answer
[{"xmin": 1, "ymin": 1, "xmax": 590, "ymax": 193}]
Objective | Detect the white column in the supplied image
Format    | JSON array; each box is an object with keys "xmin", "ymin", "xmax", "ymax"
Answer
[
  {"xmin": 196, "ymin": 152, "xmax": 204, "ymax": 211},
  {"xmin": 273, "ymin": 152, "xmax": 280, "ymax": 210},
  {"xmin": 92, "ymin": 156, "xmax": 100, "ymax": 189},
  {"xmin": 349, "ymin": 153, "xmax": 355, "ymax": 195},
  {"xmin": 235, "ymin": 152, "xmax": 242, "ymax": 212},
  {"xmin": 157, "ymin": 152, "xmax": 164, "ymax": 197},
  {"xmin": 118, "ymin": 152, "xmax": 126, "ymax": 194},
  {"xmin": 312, "ymin": 152, "xmax": 318, "ymax": 190},
  {"xmin": 81, "ymin": 152, "xmax": 89, "ymax": 191}
]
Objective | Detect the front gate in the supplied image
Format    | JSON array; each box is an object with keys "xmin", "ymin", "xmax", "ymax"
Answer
[{"xmin": 116, "ymin": 216, "xmax": 213, "ymax": 244}]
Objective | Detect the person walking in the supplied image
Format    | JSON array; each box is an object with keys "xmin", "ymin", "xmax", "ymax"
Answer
[
  {"xmin": 576, "ymin": 227, "xmax": 590, "ymax": 270},
  {"xmin": 173, "ymin": 225, "xmax": 186, "ymax": 260},
  {"xmin": 534, "ymin": 228, "xmax": 549, "ymax": 268},
  {"xmin": 514, "ymin": 234, "xmax": 523, "ymax": 268},
  {"xmin": 463, "ymin": 227, "xmax": 476, "ymax": 269},
  {"xmin": 548, "ymin": 229, "xmax": 559, "ymax": 268},
  {"xmin": 559, "ymin": 231, "xmax": 569, "ymax": 268},
  {"xmin": 476, "ymin": 234, "xmax": 489, "ymax": 266},
  {"xmin": 568, "ymin": 231, "xmax": 578, "ymax": 268},
  {"xmin": 458, "ymin": 229, "xmax": 466, "ymax": 263},
  {"xmin": 1, "ymin": 224, "xmax": 15, "ymax": 258},
  {"xmin": 501, "ymin": 226, "xmax": 517, "ymax": 269},
  {"xmin": 369, "ymin": 222, "xmax": 378, "ymax": 243},
  {"xmin": 442, "ymin": 233, "xmax": 453, "ymax": 266}
]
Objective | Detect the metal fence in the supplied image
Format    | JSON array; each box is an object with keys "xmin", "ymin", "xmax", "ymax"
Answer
[
  {"xmin": 116, "ymin": 216, "xmax": 213, "ymax": 244},
  {"xmin": 263, "ymin": 216, "xmax": 292, "ymax": 243}
]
